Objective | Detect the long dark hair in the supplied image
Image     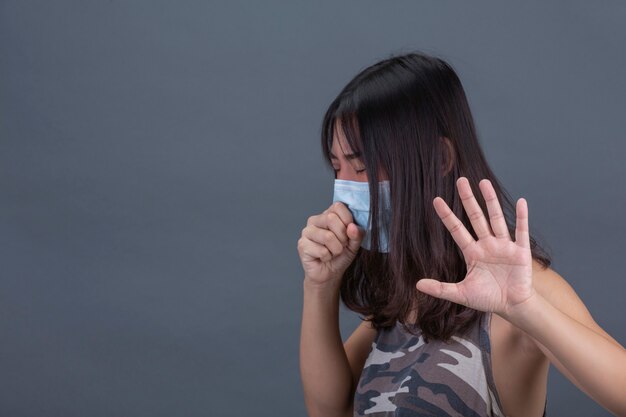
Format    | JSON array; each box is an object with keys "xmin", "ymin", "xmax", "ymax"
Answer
[{"xmin": 320, "ymin": 51, "xmax": 552, "ymax": 343}]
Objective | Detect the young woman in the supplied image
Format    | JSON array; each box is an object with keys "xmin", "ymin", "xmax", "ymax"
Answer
[{"xmin": 298, "ymin": 51, "xmax": 626, "ymax": 417}]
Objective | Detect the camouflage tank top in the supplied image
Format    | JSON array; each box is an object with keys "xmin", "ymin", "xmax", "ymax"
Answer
[{"xmin": 353, "ymin": 311, "xmax": 547, "ymax": 417}]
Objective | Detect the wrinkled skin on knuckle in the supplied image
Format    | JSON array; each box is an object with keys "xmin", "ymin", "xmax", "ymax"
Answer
[
  {"xmin": 323, "ymin": 229, "xmax": 334, "ymax": 244},
  {"xmin": 328, "ymin": 212, "xmax": 343, "ymax": 229}
]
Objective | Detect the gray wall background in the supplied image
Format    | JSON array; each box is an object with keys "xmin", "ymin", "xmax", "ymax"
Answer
[{"xmin": 1, "ymin": 1, "xmax": 625, "ymax": 416}]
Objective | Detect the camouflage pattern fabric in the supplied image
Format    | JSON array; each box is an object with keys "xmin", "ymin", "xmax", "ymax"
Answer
[{"xmin": 353, "ymin": 311, "xmax": 547, "ymax": 416}]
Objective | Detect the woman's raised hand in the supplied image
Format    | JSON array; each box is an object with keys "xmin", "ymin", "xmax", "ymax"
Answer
[
  {"xmin": 416, "ymin": 177, "xmax": 536, "ymax": 319},
  {"xmin": 297, "ymin": 202, "xmax": 364, "ymax": 287}
]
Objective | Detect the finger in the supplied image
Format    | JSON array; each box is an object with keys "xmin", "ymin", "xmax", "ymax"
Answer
[
  {"xmin": 345, "ymin": 223, "xmax": 365, "ymax": 254},
  {"xmin": 415, "ymin": 279, "xmax": 467, "ymax": 306},
  {"xmin": 326, "ymin": 201, "xmax": 353, "ymax": 228},
  {"xmin": 326, "ymin": 212, "xmax": 349, "ymax": 247},
  {"xmin": 479, "ymin": 179, "xmax": 510, "ymax": 239},
  {"xmin": 300, "ymin": 238, "xmax": 333, "ymax": 263},
  {"xmin": 456, "ymin": 177, "xmax": 493, "ymax": 239},
  {"xmin": 306, "ymin": 213, "xmax": 326, "ymax": 228},
  {"xmin": 433, "ymin": 196, "xmax": 476, "ymax": 253},
  {"xmin": 306, "ymin": 210, "xmax": 350, "ymax": 248},
  {"xmin": 347, "ymin": 222, "xmax": 364, "ymax": 241},
  {"xmin": 515, "ymin": 198, "xmax": 530, "ymax": 249},
  {"xmin": 302, "ymin": 225, "xmax": 344, "ymax": 256}
]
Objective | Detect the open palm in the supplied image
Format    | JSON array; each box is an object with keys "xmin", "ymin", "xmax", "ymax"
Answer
[{"xmin": 415, "ymin": 177, "xmax": 536, "ymax": 318}]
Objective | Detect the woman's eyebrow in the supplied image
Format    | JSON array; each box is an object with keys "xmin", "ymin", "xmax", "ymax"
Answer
[{"xmin": 329, "ymin": 150, "xmax": 362, "ymax": 160}]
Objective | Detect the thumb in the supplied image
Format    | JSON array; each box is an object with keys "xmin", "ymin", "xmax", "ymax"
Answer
[
  {"xmin": 346, "ymin": 223, "xmax": 364, "ymax": 253},
  {"xmin": 416, "ymin": 279, "xmax": 463, "ymax": 305}
]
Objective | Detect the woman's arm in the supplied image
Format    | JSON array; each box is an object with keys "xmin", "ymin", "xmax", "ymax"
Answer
[
  {"xmin": 414, "ymin": 177, "xmax": 626, "ymax": 416},
  {"xmin": 505, "ymin": 265, "xmax": 626, "ymax": 416},
  {"xmin": 300, "ymin": 278, "xmax": 354, "ymax": 417}
]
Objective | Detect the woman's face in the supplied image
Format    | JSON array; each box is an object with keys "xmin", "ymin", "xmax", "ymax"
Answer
[{"xmin": 329, "ymin": 126, "xmax": 389, "ymax": 183}]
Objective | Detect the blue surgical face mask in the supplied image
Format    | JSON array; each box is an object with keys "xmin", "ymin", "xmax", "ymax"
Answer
[{"xmin": 332, "ymin": 179, "xmax": 392, "ymax": 253}]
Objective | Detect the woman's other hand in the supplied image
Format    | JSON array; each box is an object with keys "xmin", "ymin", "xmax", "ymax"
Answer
[{"xmin": 416, "ymin": 177, "xmax": 536, "ymax": 320}]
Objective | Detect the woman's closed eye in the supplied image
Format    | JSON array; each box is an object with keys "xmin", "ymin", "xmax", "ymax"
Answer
[{"xmin": 333, "ymin": 168, "xmax": 366, "ymax": 174}]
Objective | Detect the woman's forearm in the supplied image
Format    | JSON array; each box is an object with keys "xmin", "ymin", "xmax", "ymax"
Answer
[
  {"xmin": 300, "ymin": 278, "xmax": 353, "ymax": 417},
  {"xmin": 504, "ymin": 293, "xmax": 626, "ymax": 416}
]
